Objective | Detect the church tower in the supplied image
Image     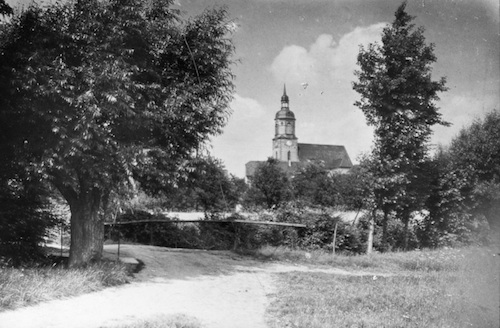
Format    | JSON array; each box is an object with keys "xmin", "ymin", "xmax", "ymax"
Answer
[{"xmin": 273, "ymin": 85, "xmax": 299, "ymax": 164}]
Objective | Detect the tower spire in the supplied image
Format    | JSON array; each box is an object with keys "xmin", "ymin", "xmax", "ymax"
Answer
[
  {"xmin": 281, "ymin": 84, "xmax": 289, "ymax": 104},
  {"xmin": 274, "ymin": 85, "xmax": 298, "ymax": 163}
]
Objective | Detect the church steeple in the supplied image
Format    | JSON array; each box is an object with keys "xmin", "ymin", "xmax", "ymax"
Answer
[
  {"xmin": 281, "ymin": 84, "xmax": 289, "ymax": 109},
  {"xmin": 273, "ymin": 85, "xmax": 298, "ymax": 163}
]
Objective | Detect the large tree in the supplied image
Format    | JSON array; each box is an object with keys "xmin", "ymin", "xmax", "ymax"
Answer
[
  {"xmin": 353, "ymin": 2, "xmax": 448, "ymax": 251},
  {"xmin": 0, "ymin": 0, "xmax": 235, "ymax": 266}
]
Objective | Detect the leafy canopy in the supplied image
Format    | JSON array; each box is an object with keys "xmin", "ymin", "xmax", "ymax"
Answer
[
  {"xmin": 0, "ymin": 0, "xmax": 235, "ymax": 201},
  {"xmin": 446, "ymin": 110, "xmax": 500, "ymax": 230},
  {"xmin": 0, "ymin": 0, "xmax": 235, "ymax": 265}
]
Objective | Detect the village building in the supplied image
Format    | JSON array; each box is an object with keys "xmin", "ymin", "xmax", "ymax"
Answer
[{"xmin": 245, "ymin": 86, "xmax": 353, "ymax": 180}]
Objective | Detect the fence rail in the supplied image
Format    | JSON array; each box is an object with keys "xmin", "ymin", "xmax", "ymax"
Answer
[{"xmin": 104, "ymin": 219, "xmax": 306, "ymax": 228}]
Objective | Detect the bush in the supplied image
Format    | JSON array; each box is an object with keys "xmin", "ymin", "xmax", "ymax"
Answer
[
  {"xmin": 107, "ymin": 211, "xmax": 305, "ymax": 251},
  {"xmin": 275, "ymin": 205, "xmax": 365, "ymax": 254},
  {"xmin": 0, "ymin": 180, "xmax": 57, "ymax": 267},
  {"xmin": 107, "ymin": 211, "xmax": 241, "ymax": 250}
]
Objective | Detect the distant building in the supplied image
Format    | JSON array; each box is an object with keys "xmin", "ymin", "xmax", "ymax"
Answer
[{"xmin": 245, "ymin": 85, "xmax": 353, "ymax": 179}]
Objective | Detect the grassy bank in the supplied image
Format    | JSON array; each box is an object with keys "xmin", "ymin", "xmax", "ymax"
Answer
[
  {"xmin": 265, "ymin": 247, "xmax": 499, "ymax": 328},
  {"xmin": 0, "ymin": 260, "xmax": 129, "ymax": 311}
]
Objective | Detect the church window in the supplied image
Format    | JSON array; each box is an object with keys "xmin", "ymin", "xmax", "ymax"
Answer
[{"xmin": 287, "ymin": 151, "xmax": 291, "ymax": 161}]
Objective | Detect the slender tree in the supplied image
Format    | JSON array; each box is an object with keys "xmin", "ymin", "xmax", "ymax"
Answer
[
  {"xmin": 353, "ymin": 2, "xmax": 448, "ymax": 251},
  {"xmin": 0, "ymin": 0, "xmax": 234, "ymax": 266}
]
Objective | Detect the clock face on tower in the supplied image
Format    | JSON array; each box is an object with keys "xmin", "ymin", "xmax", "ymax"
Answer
[{"xmin": 286, "ymin": 140, "xmax": 292, "ymax": 146}]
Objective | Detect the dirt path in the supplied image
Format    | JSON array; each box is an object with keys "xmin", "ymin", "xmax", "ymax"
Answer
[{"xmin": 0, "ymin": 245, "xmax": 391, "ymax": 328}]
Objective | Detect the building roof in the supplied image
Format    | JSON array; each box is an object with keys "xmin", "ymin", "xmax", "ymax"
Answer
[
  {"xmin": 245, "ymin": 160, "xmax": 303, "ymax": 178},
  {"xmin": 298, "ymin": 143, "xmax": 353, "ymax": 169},
  {"xmin": 245, "ymin": 143, "xmax": 353, "ymax": 178}
]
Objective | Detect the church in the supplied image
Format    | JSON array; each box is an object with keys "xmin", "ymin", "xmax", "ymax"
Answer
[{"xmin": 245, "ymin": 86, "xmax": 353, "ymax": 180}]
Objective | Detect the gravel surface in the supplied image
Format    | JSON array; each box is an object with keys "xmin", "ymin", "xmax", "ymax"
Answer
[{"xmin": 0, "ymin": 245, "xmax": 391, "ymax": 328}]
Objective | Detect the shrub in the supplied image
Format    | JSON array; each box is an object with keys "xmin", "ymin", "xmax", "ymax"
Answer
[
  {"xmin": 0, "ymin": 179, "xmax": 57, "ymax": 267},
  {"xmin": 107, "ymin": 211, "xmax": 305, "ymax": 251},
  {"xmin": 275, "ymin": 205, "xmax": 365, "ymax": 254}
]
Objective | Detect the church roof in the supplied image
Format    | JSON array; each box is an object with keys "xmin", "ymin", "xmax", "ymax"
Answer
[
  {"xmin": 245, "ymin": 143, "xmax": 353, "ymax": 178},
  {"xmin": 298, "ymin": 143, "xmax": 353, "ymax": 169}
]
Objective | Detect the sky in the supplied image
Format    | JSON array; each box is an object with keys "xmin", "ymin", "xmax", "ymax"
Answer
[
  {"xmin": 7, "ymin": 0, "xmax": 500, "ymax": 178},
  {"xmin": 174, "ymin": 0, "xmax": 499, "ymax": 177}
]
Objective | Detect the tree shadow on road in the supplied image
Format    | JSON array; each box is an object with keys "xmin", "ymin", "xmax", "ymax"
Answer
[{"xmin": 103, "ymin": 244, "xmax": 268, "ymax": 282}]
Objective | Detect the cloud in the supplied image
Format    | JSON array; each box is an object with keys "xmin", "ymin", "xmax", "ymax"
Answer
[
  {"xmin": 269, "ymin": 45, "xmax": 317, "ymax": 84},
  {"xmin": 267, "ymin": 23, "xmax": 387, "ymax": 163},
  {"xmin": 210, "ymin": 94, "xmax": 271, "ymax": 177},
  {"xmin": 228, "ymin": 93, "xmax": 266, "ymax": 121},
  {"xmin": 330, "ymin": 23, "xmax": 386, "ymax": 80},
  {"xmin": 269, "ymin": 23, "xmax": 386, "ymax": 85}
]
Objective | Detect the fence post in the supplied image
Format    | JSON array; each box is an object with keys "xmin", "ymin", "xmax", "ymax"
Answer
[
  {"xmin": 332, "ymin": 222, "xmax": 338, "ymax": 255},
  {"xmin": 60, "ymin": 221, "xmax": 64, "ymax": 257}
]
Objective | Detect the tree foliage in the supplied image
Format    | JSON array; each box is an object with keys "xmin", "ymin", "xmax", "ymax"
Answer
[
  {"xmin": 443, "ymin": 110, "xmax": 499, "ymax": 231},
  {"xmin": 291, "ymin": 162, "xmax": 370, "ymax": 210},
  {"xmin": 0, "ymin": 0, "xmax": 235, "ymax": 265},
  {"xmin": 245, "ymin": 158, "xmax": 292, "ymax": 209},
  {"xmin": 292, "ymin": 163, "xmax": 337, "ymax": 206},
  {"xmin": 0, "ymin": 0, "xmax": 12, "ymax": 16},
  {"xmin": 161, "ymin": 156, "xmax": 244, "ymax": 213},
  {"xmin": 353, "ymin": 2, "xmax": 448, "ymax": 250}
]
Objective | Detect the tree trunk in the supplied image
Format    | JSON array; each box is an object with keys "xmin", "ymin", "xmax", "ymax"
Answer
[
  {"xmin": 381, "ymin": 209, "xmax": 389, "ymax": 252},
  {"xmin": 68, "ymin": 188, "xmax": 104, "ymax": 267},
  {"xmin": 402, "ymin": 209, "xmax": 410, "ymax": 251},
  {"xmin": 403, "ymin": 217, "xmax": 410, "ymax": 251},
  {"xmin": 366, "ymin": 209, "xmax": 376, "ymax": 254}
]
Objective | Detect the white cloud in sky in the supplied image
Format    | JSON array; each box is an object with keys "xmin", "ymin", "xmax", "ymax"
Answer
[
  {"xmin": 269, "ymin": 45, "xmax": 318, "ymax": 85},
  {"xmin": 212, "ymin": 21, "xmax": 497, "ymax": 177},
  {"xmin": 268, "ymin": 23, "xmax": 386, "ymax": 163},
  {"xmin": 210, "ymin": 94, "xmax": 271, "ymax": 176},
  {"xmin": 268, "ymin": 22, "xmax": 498, "ymax": 164},
  {"xmin": 269, "ymin": 23, "xmax": 386, "ymax": 85},
  {"xmin": 228, "ymin": 93, "xmax": 266, "ymax": 120}
]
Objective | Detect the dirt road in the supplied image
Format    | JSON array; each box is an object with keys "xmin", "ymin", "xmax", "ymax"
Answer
[{"xmin": 0, "ymin": 245, "xmax": 389, "ymax": 328}]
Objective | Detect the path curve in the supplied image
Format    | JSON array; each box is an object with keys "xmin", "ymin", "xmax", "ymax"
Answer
[{"xmin": 0, "ymin": 245, "xmax": 392, "ymax": 328}]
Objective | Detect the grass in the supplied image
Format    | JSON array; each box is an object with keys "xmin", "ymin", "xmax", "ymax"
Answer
[
  {"xmin": 101, "ymin": 314, "xmax": 202, "ymax": 328},
  {"xmin": 256, "ymin": 245, "xmax": 469, "ymax": 272},
  {"xmin": 265, "ymin": 246, "xmax": 500, "ymax": 328},
  {"xmin": 0, "ymin": 259, "xmax": 129, "ymax": 311}
]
